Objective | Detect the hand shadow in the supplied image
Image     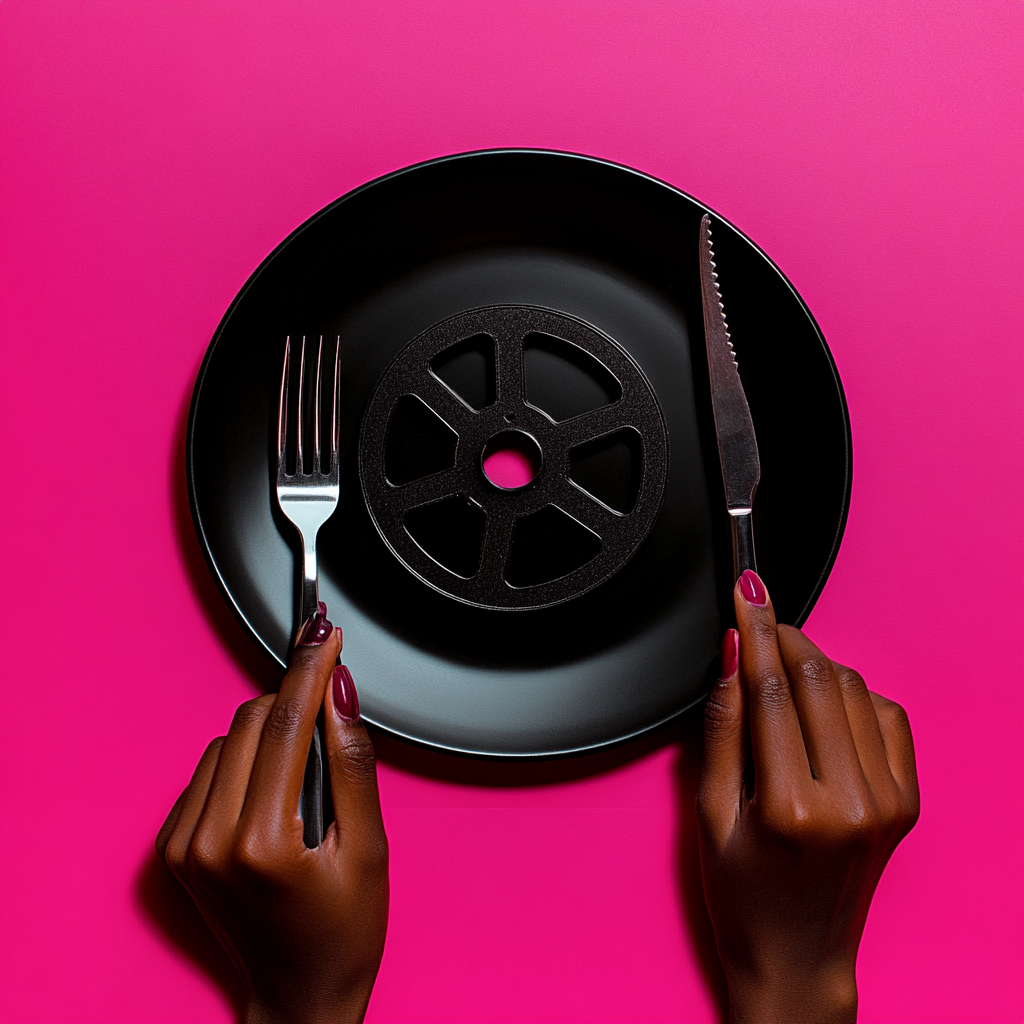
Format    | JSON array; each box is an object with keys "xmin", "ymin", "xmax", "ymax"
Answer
[
  {"xmin": 134, "ymin": 852, "xmax": 244, "ymax": 1019},
  {"xmin": 673, "ymin": 707, "xmax": 730, "ymax": 1023},
  {"xmin": 158, "ymin": 376, "xmax": 729, "ymax": 1019}
]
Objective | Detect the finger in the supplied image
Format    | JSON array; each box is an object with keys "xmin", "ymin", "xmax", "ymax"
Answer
[
  {"xmin": 162, "ymin": 737, "xmax": 224, "ymax": 878},
  {"xmin": 192, "ymin": 694, "xmax": 276, "ymax": 848},
  {"xmin": 697, "ymin": 630, "xmax": 745, "ymax": 844},
  {"xmin": 777, "ymin": 626, "xmax": 861, "ymax": 785},
  {"xmin": 869, "ymin": 691, "xmax": 920, "ymax": 812},
  {"xmin": 243, "ymin": 615, "xmax": 341, "ymax": 833},
  {"xmin": 831, "ymin": 660, "xmax": 892, "ymax": 787},
  {"xmin": 324, "ymin": 663, "xmax": 387, "ymax": 868},
  {"xmin": 735, "ymin": 570, "xmax": 810, "ymax": 794},
  {"xmin": 156, "ymin": 789, "xmax": 187, "ymax": 859}
]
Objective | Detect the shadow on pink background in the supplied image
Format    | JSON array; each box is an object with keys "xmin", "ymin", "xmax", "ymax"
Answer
[{"xmin": 1, "ymin": 3, "xmax": 1022, "ymax": 1021}]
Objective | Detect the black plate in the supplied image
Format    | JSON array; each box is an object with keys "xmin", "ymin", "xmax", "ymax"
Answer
[{"xmin": 187, "ymin": 150, "xmax": 851, "ymax": 758}]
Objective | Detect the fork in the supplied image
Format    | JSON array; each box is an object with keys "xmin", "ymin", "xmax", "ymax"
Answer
[{"xmin": 276, "ymin": 334, "xmax": 341, "ymax": 848}]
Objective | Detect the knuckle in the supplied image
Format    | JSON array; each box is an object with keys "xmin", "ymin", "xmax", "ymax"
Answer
[
  {"xmin": 231, "ymin": 695, "xmax": 274, "ymax": 733},
  {"xmin": 837, "ymin": 803, "xmax": 881, "ymax": 846},
  {"xmin": 837, "ymin": 666, "xmax": 867, "ymax": 694},
  {"xmin": 186, "ymin": 831, "xmax": 224, "ymax": 880},
  {"xmin": 881, "ymin": 700, "xmax": 911, "ymax": 734},
  {"xmin": 874, "ymin": 695, "xmax": 913, "ymax": 742},
  {"xmin": 288, "ymin": 647, "xmax": 330, "ymax": 675},
  {"xmin": 750, "ymin": 670, "xmax": 792, "ymax": 711},
  {"xmin": 703, "ymin": 687, "xmax": 741, "ymax": 732},
  {"xmin": 261, "ymin": 698, "xmax": 307, "ymax": 744},
  {"xmin": 201, "ymin": 736, "xmax": 225, "ymax": 763},
  {"xmin": 330, "ymin": 733, "xmax": 379, "ymax": 787},
  {"xmin": 874, "ymin": 787, "xmax": 904, "ymax": 827},
  {"xmin": 163, "ymin": 833, "xmax": 189, "ymax": 875},
  {"xmin": 749, "ymin": 618, "xmax": 781, "ymax": 648},
  {"xmin": 795, "ymin": 656, "xmax": 835, "ymax": 692},
  {"xmin": 758, "ymin": 796, "xmax": 814, "ymax": 840},
  {"xmin": 231, "ymin": 832, "xmax": 277, "ymax": 879}
]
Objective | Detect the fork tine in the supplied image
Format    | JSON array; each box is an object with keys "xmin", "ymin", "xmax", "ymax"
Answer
[
  {"xmin": 296, "ymin": 336, "xmax": 307, "ymax": 474},
  {"xmin": 314, "ymin": 336, "xmax": 324, "ymax": 474},
  {"xmin": 278, "ymin": 336, "xmax": 291, "ymax": 472},
  {"xmin": 331, "ymin": 336, "xmax": 341, "ymax": 471}
]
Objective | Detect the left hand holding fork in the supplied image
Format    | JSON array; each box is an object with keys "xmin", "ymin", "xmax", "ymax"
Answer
[{"xmin": 156, "ymin": 610, "xmax": 388, "ymax": 1024}]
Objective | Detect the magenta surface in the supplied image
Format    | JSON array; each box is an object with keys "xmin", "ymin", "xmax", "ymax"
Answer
[
  {"xmin": 483, "ymin": 448, "xmax": 539, "ymax": 490},
  {"xmin": 2, "ymin": 3, "xmax": 1022, "ymax": 1022}
]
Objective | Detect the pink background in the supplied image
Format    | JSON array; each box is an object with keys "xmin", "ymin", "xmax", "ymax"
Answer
[{"xmin": 2, "ymin": 2, "xmax": 1022, "ymax": 1021}]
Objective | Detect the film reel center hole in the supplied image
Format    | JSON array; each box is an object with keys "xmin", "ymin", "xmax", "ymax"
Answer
[{"xmin": 482, "ymin": 431, "xmax": 541, "ymax": 489}]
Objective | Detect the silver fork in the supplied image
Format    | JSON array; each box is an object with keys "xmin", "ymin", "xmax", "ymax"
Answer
[{"xmin": 276, "ymin": 334, "xmax": 341, "ymax": 847}]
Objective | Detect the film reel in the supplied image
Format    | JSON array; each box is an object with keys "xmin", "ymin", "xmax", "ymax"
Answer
[{"xmin": 359, "ymin": 305, "xmax": 668, "ymax": 610}]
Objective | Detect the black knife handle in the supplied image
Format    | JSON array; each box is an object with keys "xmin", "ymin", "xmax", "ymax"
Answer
[{"xmin": 730, "ymin": 510, "xmax": 757, "ymax": 582}]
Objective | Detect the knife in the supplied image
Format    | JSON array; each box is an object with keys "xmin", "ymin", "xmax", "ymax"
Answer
[{"xmin": 699, "ymin": 214, "xmax": 760, "ymax": 581}]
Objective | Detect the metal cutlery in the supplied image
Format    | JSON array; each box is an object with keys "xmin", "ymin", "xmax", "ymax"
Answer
[
  {"xmin": 699, "ymin": 214, "xmax": 760, "ymax": 580},
  {"xmin": 276, "ymin": 334, "xmax": 341, "ymax": 847}
]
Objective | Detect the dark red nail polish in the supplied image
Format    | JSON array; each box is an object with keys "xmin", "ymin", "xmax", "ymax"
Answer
[
  {"xmin": 739, "ymin": 569, "xmax": 767, "ymax": 607},
  {"xmin": 719, "ymin": 628, "xmax": 739, "ymax": 679},
  {"xmin": 332, "ymin": 664, "xmax": 360, "ymax": 722},
  {"xmin": 297, "ymin": 606, "xmax": 333, "ymax": 646}
]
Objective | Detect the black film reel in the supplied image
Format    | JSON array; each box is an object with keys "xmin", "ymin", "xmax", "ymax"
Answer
[{"xmin": 359, "ymin": 305, "xmax": 669, "ymax": 610}]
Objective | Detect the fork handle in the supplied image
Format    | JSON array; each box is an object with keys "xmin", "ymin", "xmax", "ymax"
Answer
[
  {"xmin": 300, "ymin": 725, "xmax": 324, "ymax": 847},
  {"xmin": 301, "ymin": 541, "xmax": 320, "ymax": 626},
  {"xmin": 298, "ymin": 543, "xmax": 332, "ymax": 849}
]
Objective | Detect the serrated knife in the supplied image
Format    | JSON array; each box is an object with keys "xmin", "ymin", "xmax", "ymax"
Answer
[{"xmin": 699, "ymin": 214, "xmax": 760, "ymax": 580}]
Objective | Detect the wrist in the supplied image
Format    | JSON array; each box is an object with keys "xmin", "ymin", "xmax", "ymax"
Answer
[
  {"xmin": 245, "ymin": 992, "xmax": 369, "ymax": 1024},
  {"xmin": 727, "ymin": 966, "xmax": 857, "ymax": 1024}
]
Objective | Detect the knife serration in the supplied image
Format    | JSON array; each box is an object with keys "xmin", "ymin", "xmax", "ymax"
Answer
[{"xmin": 699, "ymin": 214, "xmax": 760, "ymax": 513}]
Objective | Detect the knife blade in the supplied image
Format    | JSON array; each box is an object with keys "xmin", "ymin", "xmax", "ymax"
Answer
[{"xmin": 699, "ymin": 214, "xmax": 760, "ymax": 580}]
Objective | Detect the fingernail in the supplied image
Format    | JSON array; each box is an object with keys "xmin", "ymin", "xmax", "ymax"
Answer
[
  {"xmin": 739, "ymin": 569, "xmax": 767, "ymax": 607},
  {"xmin": 297, "ymin": 606, "xmax": 333, "ymax": 646},
  {"xmin": 332, "ymin": 664, "xmax": 360, "ymax": 722},
  {"xmin": 719, "ymin": 628, "xmax": 739, "ymax": 679}
]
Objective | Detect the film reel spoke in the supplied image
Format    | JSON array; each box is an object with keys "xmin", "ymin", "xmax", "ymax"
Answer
[
  {"xmin": 387, "ymin": 468, "xmax": 461, "ymax": 511},
  {"xmin": 555, "ymin": 477, "xmax": 623, "ymax": 534},
  {"xmin": 417, "ymin": 372, "xmax": 478, "ymax": 432},
  {"xmin": 552, "ymin": 402, "xmax": 633, "ymax": 448},
  {"xmin": 494, "ymin": 330, "xmax": 527, "ymax": 407},
  {"xmin": 477, "ymin": 511, "xmax": 516, "ymax": 587}
]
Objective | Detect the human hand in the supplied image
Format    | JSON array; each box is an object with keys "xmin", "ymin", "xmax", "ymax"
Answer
[
  {"xmin": 697, "ymin": 571, "xmax": 919, "ymax": 1024},
  {"xmin": 156, "ymin": 608, "xmax": 388, "ymax": 1024}
]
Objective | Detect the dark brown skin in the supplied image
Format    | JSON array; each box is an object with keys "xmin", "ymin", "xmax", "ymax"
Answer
[
  {"xmin": 697, "ymin": 573, "xmax": 920, "ymax": 1023},
  {"xmin": 158, "ymin": 573, "xmax": 917, "ymax": 1021},
  {"xmin": 156, "ymin": 628, "xmax": 388, "ymax": 1024}
]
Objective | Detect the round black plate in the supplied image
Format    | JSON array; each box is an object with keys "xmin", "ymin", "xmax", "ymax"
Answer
[{"xmin": 187, "ymin": 150, "xmax": 851, "ymax": 758}]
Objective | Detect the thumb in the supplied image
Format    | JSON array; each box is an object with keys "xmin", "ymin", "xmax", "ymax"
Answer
[{"xmin": 324, "ymin": 660, "xmax": 387, "ymax": 863}]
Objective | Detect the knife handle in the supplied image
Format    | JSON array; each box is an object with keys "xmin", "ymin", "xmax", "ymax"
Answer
[{"xmin": 730, "ymin": 510, "xmax": 757, "ymax": 582}]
